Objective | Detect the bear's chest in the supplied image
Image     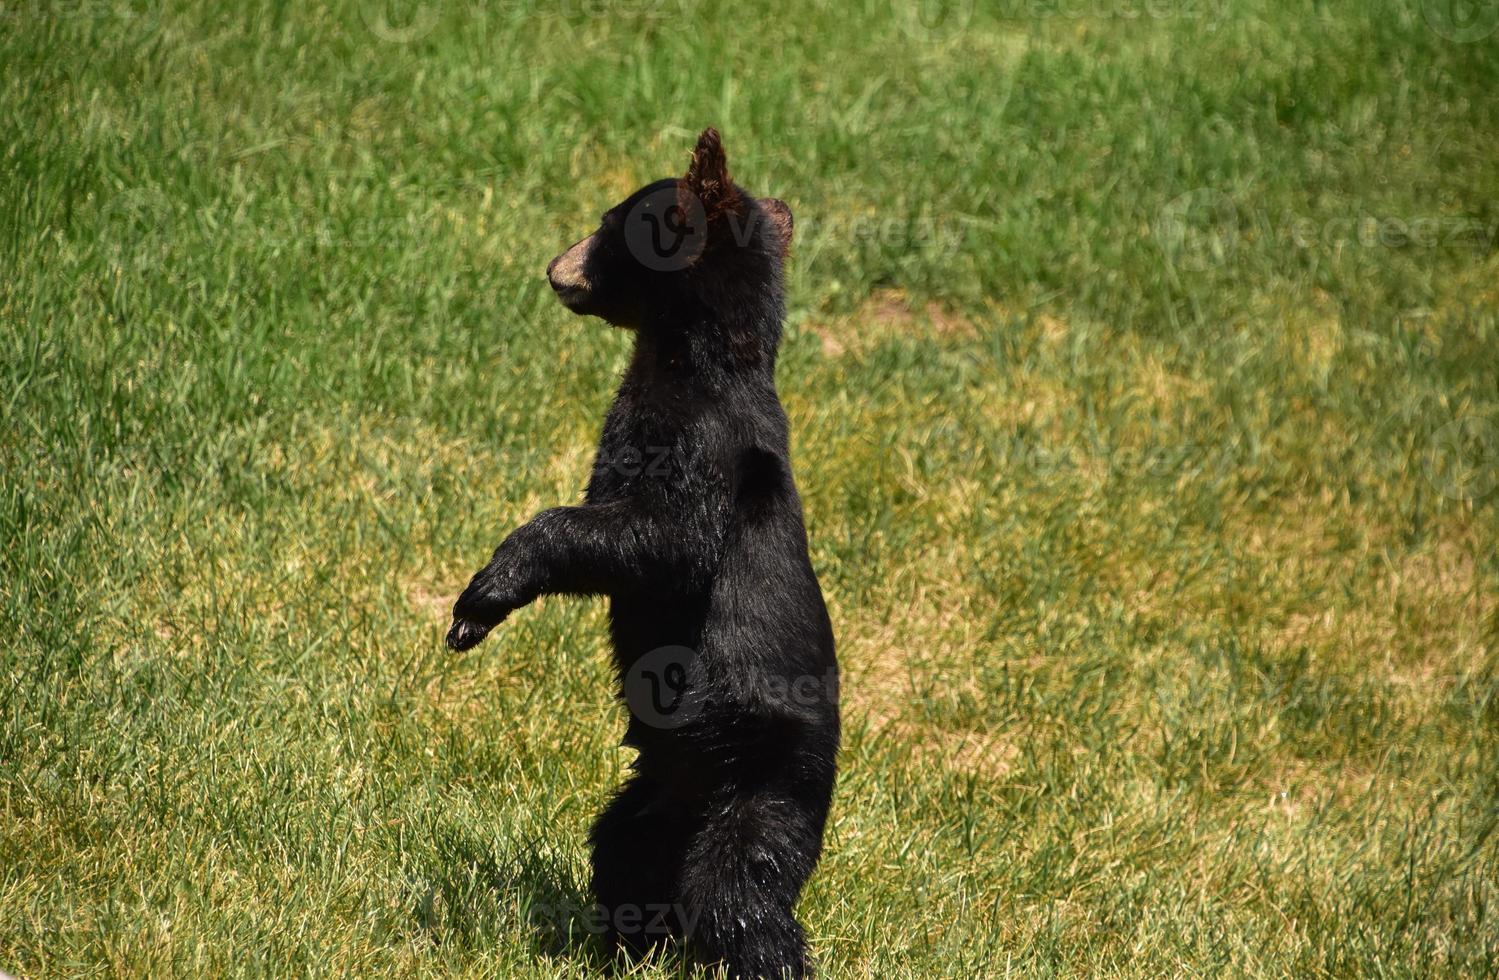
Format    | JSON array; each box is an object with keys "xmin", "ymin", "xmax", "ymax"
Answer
[{"xmin": 585, "ymin": 397, "xmax": 698, "ymax": 505}]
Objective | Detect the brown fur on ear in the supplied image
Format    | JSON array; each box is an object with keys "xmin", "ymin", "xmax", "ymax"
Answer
[
  {"xmin": 680, "ymin": 127, "xmax": 742, "ymax": 221},
  {"xmin": 758, "ymin": 197, "xmax": 793, "ymax": 258}
]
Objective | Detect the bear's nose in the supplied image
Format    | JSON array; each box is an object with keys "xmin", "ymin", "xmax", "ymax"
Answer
[{"xmin": 547, "ymin": 236, "xmax": 593, "ymax": 295}]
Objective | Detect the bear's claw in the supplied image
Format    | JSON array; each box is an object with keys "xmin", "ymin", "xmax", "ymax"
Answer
[{"xmin": 446, "ymin": 618, "xmax": 492, "ymax": 651}]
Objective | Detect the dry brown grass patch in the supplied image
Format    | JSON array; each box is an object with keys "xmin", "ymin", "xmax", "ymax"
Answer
[{"xmin": 807, "ymin": 287, "xmax": 978, "ymax": 358}]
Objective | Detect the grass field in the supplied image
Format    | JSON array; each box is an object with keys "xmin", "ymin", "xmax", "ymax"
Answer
[{"xmin": 3, "ymin": 0, "xmax": 1498, "ymax": 975}]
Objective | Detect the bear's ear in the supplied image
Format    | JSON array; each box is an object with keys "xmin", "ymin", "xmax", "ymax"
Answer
[
  {"xmin": 680, "ymin": 127, "xmax": 742, "ymax": 222},
  {"xmin": 758, "ymin": 197, "xmax": 793, "ymax": 257}
]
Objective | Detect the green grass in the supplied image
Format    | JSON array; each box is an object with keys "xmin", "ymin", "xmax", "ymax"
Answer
[{"xmin": 3, "ymin": 0, "xmax": 1497, "ymax": 975}]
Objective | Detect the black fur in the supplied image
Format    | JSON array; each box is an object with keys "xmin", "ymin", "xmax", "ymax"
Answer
[{"xmin": 448, "ymin": 129, "xmax": 838, "ymax": 979}]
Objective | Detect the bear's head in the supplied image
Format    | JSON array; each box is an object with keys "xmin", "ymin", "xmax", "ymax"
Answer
[{"xmin": 545, "ymin": 128, "xmax": 793, "ymax": 365}]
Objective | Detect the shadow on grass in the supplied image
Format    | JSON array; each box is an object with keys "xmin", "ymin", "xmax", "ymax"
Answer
[{"xmin": 407, "ymin": 823, "xmax": 693, "ymax": 976}]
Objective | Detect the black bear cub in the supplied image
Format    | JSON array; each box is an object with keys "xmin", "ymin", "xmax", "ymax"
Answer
[{"xmin": 447, "ymin": 128, "xmax": 839, "ymax": 979}]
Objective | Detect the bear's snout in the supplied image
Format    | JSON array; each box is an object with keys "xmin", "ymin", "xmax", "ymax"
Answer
[{"xmin": 546, "ymin": 235, "xmax": 594, "ymax": 308}]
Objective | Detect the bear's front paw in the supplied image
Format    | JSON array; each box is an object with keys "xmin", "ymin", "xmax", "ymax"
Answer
[
  {"xmin": 445, "ymin": 559, "xmax": 528, "ymax": 650},
  {"xmin": 445, "ymin": 617, "xmax": 493, "ymax": 651}
]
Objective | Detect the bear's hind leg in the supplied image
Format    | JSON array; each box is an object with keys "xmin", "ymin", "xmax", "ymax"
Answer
[
  {"xmin": 676, "ymin": 788, "xmax": 823, "ymax": 980},
  {"xmin": 588, "ymin": 772, "xmax": 690, "ymax": 960}
]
